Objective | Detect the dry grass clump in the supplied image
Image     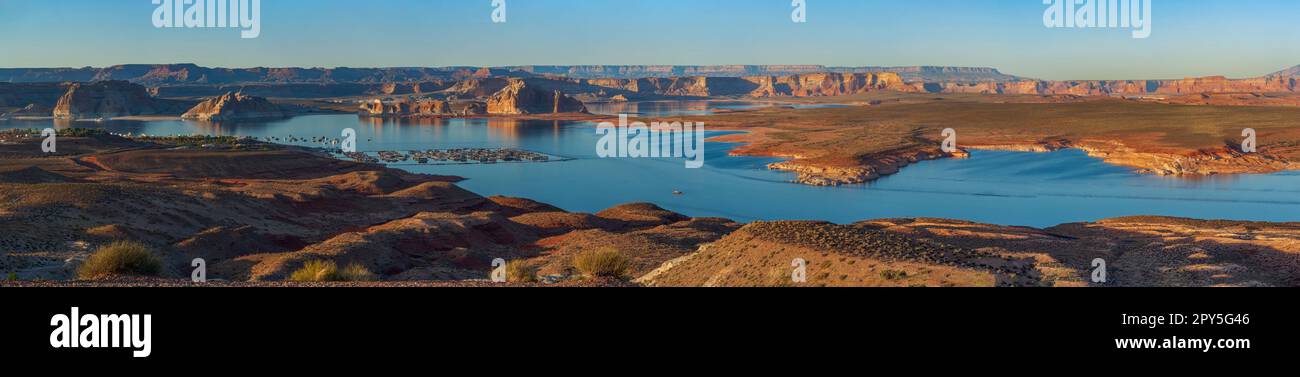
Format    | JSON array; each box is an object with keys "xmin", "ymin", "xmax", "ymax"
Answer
[
  {"xmin": 573, "ymin": 249, "xmax": 630, "ymax": 279},
  {"xmin": 506, "ymin": 260, "xmax": 538, "ymax": 283},
  {"xmin": 77, "ymin": 241, "xmax": 162, "ymax": 279},
  {"xmin": 289, "ymin": 260, "xmax": 376, "ymax": 282}
]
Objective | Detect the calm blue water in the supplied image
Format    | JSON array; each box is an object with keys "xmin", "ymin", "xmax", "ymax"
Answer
[{"xmin": 5, "ymin": 106, "xmax": 1299, "ymax": 227}]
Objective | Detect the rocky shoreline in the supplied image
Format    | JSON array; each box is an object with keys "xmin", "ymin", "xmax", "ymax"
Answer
[
  {"xmin": 758, "ymin": 140, "xmax": 1300, "ymax": 187},
  {"xmin": 692, "ymin": 97, "xmax": 1300, "ymax": 186}
]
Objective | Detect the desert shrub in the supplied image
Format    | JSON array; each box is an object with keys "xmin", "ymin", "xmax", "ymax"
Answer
[
  {"xmin": 289, "ymin": 260, "xmax": 375, "ymax": 282},
  {"xmin": 766, "ymin": 267, "xmax": 795, "ymax": 287},
  {"xmin": 289, "ymin": 260, "xmax": 337, "ymax": 282},
  {"xmin": 77, "ymin": 241, "xmax": 162, "ymax": 279},
  {"xmin": 573, "ymin": 249, "xmax": 630, "ymax": 278},
  {"xmin": 506, "ymin": 260, "xmax": 538, "ymax": 283},
  {"xmin": 880, "ymin": 269, "xmax": 908, "ymax": 281},
  {"xmin": 338, "ymin": 263, "xmax": 376, "ymax": 282}
]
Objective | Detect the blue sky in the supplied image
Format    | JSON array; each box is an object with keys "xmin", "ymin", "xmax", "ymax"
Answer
[{"xmin": 1, "ymin": 0, "xmax": 1298, "ymax": 80}]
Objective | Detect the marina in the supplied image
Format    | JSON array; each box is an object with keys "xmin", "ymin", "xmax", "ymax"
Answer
[{"xmin": 339, "ymin": 147, "xmax": 564, "ymax": 166}]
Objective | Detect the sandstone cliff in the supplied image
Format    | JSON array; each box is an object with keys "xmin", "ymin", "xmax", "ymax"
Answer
[
  {"xmin": 182, "ymin": 92, "xmax": 288, "ymax": 121},
  {"xmin": 52, "ymin": 80, "xmax": 181, "ymax": 120},
  {"xmin": 581, "ymin": 72, "xmax": 907, "ymax": 98},
  {"xmin": 486, "ymin": 79, "xmax": 587, "ymax": 115},
  {"xmin": 360, "ymin": 99, "xmax": 449, "ymax": 116},
  {"xmin": 359, "ymin": 98, "xmax": 487, "ymax": 117},
  {"xmin": 746, "ymin": 72, "xmax": 906, "ymax": 97},
  {"xmin": 444, "ymin": 78, "xmax": 511, "ymax": 98}
]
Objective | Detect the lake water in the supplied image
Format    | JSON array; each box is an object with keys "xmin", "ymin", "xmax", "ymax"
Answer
[{"xmin": 5, "ymin": 104, "xmax": 1299, "ymax": 228}]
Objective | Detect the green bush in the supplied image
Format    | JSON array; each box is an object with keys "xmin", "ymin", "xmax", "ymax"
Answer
[
  {"xmin": 506, "ymin": 260, "xmax": 538, "ymax": 283},
  {"xmin": 6, "ymin": 272, "xmax": 16, "ymax": 281},
  {"xmin": 573, "ymin": 249, "xmax": 630, "ymax": 279},
  {"xmin": 77, "ymin": 241, "xmax": 163, "ymax": 279},
  {"xmin": 289, "ymin": 260, "xmax": 376, "ymax": 282}
]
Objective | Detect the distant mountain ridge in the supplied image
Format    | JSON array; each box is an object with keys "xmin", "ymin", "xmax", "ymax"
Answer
[
  {"xmin": 0, "ymin": 64, "xmax": 483, "ymax": 85},
  {"xmin": 482, "ymin": 65, "xmax": 1022, "ymax": 82},
  {"xmin": 0, "ymin": 64, "xmax": 1024, "ymax": 84},
  {"xmin": 1267, "ymin": 65, "xmax": 1300, "ymax": 78}
]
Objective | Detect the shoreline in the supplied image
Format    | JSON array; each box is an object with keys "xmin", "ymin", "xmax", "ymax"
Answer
[
  {"xmin": 740, "ymin": 139, "xmax": 1300, "ymax": 187},
  {"xmin": 686, "ymin": 99, "xmax": 1300, "ymax": 186}
]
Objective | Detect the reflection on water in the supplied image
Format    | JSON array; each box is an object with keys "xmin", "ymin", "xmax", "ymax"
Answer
[
  {"xmin": 4, "ymin": 113, "xmax": 1300, "ymax": 227},
  {"xmin": 586, "ymin": 100, "xmax": 767, "ymax": 116}
]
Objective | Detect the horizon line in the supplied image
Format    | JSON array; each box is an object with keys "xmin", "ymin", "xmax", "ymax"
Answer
[{"xmin": 2, "ymin": 62, "xmax": 1296, "ymax": 82}]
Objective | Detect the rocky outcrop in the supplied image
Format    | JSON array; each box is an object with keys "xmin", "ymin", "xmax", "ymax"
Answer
[
  {"xmin": 52, "ymin": 80, "xmax": 174, "ymax": 120},
  {"xmin": 745, "ymin": 72, "xmax": 906, "ymax": 97},
  {"xmin": 444, "ymin": 78, "xmax": 511, "ymax": 98},
  {"xmin": 360, "ymin": 99, "xmax": 449, "ymax": 116},
  {"xmin": 768, "ymin": 146, "xmax": 966, "ymax": 186},
  {"xmin": 358, "ymin": 99, "xmax": 486, "ymax": 116},
  {"xmin": 486, "ymin": 79, "xmax": 587, "ymax": 115},
  {"xmin": 581, "ymin": 73, "xmax": 906, "ymax": 98},
  {"xmin": 182, "ymin": 92, "xmax": 288, "ymax": 121}
]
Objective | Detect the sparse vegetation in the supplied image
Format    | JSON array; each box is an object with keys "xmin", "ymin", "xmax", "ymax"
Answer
[
  {"xmin": 766, "ymin": 267, "xmax": 794, "ymax": 287},
  {"xmin": 134, "ymin": 134, "xmax": 257, "ymax": 147},
  {"xmin": 880, "ymin": 269, "xmax": 909, "ymax": 281},
  {"xmin": 338, "ymin": 263, "xmax": 377, "ymax": 282},
  {"xmin": 76, "ymin": 241, "xmax": 163, "ymax": 279},
  {"xmin": 289, "ymin": 260, "xmax": 376, "ymax": 282},
  {"xmin": 0, "ymin": 128, "xmax": 108, "ymax": 138},
  {"xmin": 506, "ymin": 260, "xmax": 538, "ymax": 283},
  {"xmin": 573, "ymin": 249, "xmax": 630, "ymax": 278}
]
